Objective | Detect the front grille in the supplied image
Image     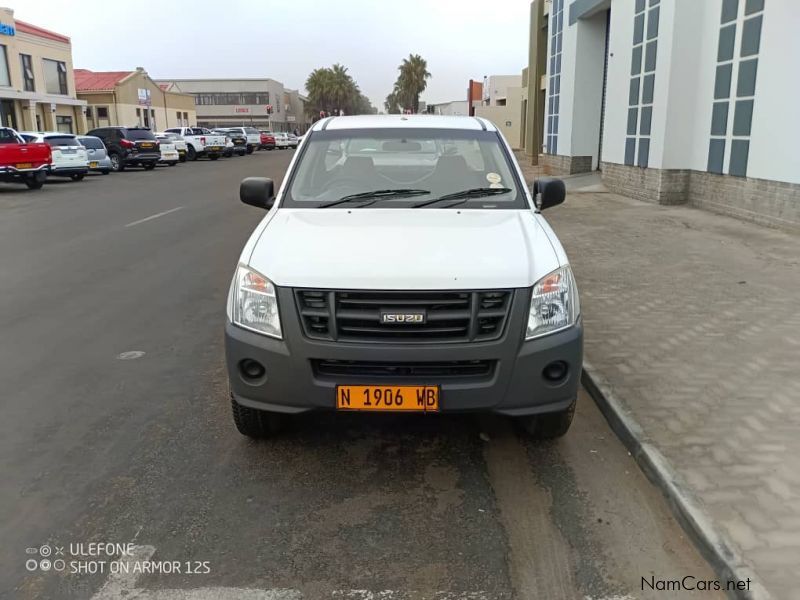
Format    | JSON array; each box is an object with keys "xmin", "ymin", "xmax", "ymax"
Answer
[
  {"xmin": 295, "ymin": 289, "xmax": 513, "ymax": 343},
  {"xmin": 312, "ymin": 359, "xmax": 495, "ymax": 379}
]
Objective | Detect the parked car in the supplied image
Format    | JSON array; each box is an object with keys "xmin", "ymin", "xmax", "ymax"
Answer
[
  {"xmin": 163, "ymin": 127, "xmax": 226, "ymax": 161},
  {"xmin": 224, "ymin": 126, "xmax": 261, "ymax": 153},
  {"xmin": 273, "ymin": 132, "xmax": 290, "ymax": 149},
  {"xmin": 157, "ymin": 132, "xmax": 188, "ymax": 162},
  {"xmin": 0, "ymin": 127, "xmax": 51, "ymax": 189},
  {"xmin": 259, "ymin": 131, "xmax": 276, "ymax": 151},
  {"xmin": 214, "ymin": 129, "xmax": 247, "ymax": 157},
  {"xmin": 155, "ymin": 134, "xmax": 180, "ymax": 166},
  {"xmin": 85, "ymin": 126, "xmax": 160, "ymax": 172},
  {"xmin": 77, "ymin": 135, "xmax": 112, "ymax": 175},
  {"xmin": 20, "ymin": 131, "xmax": 89, "ymax": 181},
  {"xmin": 225, "ymin": 115, "xmax": 581, "ymax": 440},
  {"xmin": 287, "ymin": 133, "xmax": 299, "ymax": 149}
]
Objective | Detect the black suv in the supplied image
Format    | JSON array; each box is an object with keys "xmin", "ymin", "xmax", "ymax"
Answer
[{"xmin": 85, "ymin": 126, "xmax": 160, "ymax": 172}]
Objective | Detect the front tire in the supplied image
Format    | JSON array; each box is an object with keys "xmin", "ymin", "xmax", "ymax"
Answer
[
  {"xmin": 231, "ymin": 395, "xmax": 286, "ymax": 438},
  {"xmin": 246, "ymin": 146, "xmax": 254, "ymax": 154},
  {"xmin": 516, "ymin": 398, "xmax": 576, "ymax": 440},
  {"xmin": 187, "ymin": 145, "xmax": 197, "ymax": 161}
]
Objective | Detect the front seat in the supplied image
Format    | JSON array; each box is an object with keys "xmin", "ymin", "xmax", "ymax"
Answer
[
  {"xmin": 338, "ymin": 156, "xmax": 380, "ymax": 188},
  {"xmin": 430, "ymin": 155, "xmax": 481, "ymax": 194}
]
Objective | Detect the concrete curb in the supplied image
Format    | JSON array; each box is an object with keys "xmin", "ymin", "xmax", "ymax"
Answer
[{"xmin": 581, "ymin": 361, "xmax": 772, "ymax": 600}]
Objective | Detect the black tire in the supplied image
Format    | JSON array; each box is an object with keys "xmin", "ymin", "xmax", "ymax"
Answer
[
  {"xmin": 246, "ymin": 146, "xmax": 254, "ymax": 154},
  {"xmin": 231, "ymin": 395, "xmax": 285, "ymax": 438},
  {"xmin": 143, "ymin": 162, "xmax": 156, "ymax": 171},
  {"xmin": 71, "ymin": 174, "xmax": 85, "ymax": 181},
  {"xmin": 169, "ymin": 162, "xmax": 178, "ymax": 167},
  {"xmin": 187, "ymin": 145, "xmax": 197, "ymax": 161},
  {"xmin": 209, "ymin": 154, "xmax": 219, "ymax": 161},
  {"xmin": 101, "ymin": 170, "xmax": 110, "ymax": 175},
  {"xmin": 179, "ymin": 155, "xmax": 187, "ymax": 163},
  {"xmin": 25, "ymin": 177, "xmax": 44, "ymax": 190},
  {"xmin": 516, "ymin": 398, "xmax": 576, "ymax": 440},
  {"xmin": 109, "ymin": 153, "xmax": 124, "ymax": 172}
]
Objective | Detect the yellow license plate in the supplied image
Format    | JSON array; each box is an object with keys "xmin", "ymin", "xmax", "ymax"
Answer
[
  {"xmin": 140, "ymin": 143, "xmax": 153, "ymax": 148},
  {"xmin": 16, "ymin": 162, "xmax": 33, "ymax": 169},
  {"xmin": 209, "ymin": 146, "xmax": 221, "ymax": 151},
  {"xmin": 336, "ymin": 385, "xmax": 439, "ymax": 412},
  {"xmin": 89, "ymin": 161, "xmax": 98, "ymax": 168}
]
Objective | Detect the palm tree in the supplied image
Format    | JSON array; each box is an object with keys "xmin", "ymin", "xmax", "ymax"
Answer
[
  {"xmin": 397, "ymin": 54, "xmax": 431, "ymax": 113},
  {"xmin": 306, "ymin": 65, "xmax": 375, "ymax": 117}
]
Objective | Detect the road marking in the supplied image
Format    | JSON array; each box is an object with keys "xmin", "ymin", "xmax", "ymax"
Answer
[
  {"xmin": 124, "ymin": 206, "xmax": 184, "ymax": 228},
  {"xmin": 90, "ymin": 545, "xmax": 495, "ymax": 600},
  {"xmin": 116, "ymin": 351, "xmax": 145, "ymax": 360}
]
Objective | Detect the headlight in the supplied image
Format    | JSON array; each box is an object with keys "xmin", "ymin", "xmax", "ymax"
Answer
[
  {"xmin": 526, "ymin": 265, "xmax": 580, "ymax": 340},
  {"xmin": 227, "ymin": 264, "xmax": 282, "ymax": 338}
]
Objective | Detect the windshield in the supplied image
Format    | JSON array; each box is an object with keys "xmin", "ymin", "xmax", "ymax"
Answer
[
  {"xmin": 245, "ymin": 127, "xmax": 260, "ymax": 134},
  {"xmin": 126, "ymin": 129, "xmax": 156, "ymax": 141},
  {"xmin": 285, "ymin": 128, "xmax": 525, "ymax": 209},
  {"xmin": 0, "ymin": 129, "xmax": 20, "ymax": 144},
  {"xmin": 44, "ymin": 136, "xmax": 79, "ymax": 147},
  {"xmin": 78, "ymin": 137, "xmax": 104, "ymax": 149}
]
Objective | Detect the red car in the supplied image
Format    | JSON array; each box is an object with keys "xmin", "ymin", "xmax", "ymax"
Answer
[
  {"xmin": 0, "ymin": 127, "xmax": 51, "ymax": 189},
  {"xmin": 259, "ymin": 131, "xmax": 276, "ymax": 151}
]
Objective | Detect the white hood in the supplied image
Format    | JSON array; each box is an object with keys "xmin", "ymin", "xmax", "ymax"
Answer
[{"xmin": 246, "ymin": 209, "xmax": 560, "ymax": 290}]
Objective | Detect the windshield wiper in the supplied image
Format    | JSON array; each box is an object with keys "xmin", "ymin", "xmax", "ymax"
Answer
[
  {"xmin": 319, "ymin": 189, "xmax": 430, "ymax": 208},
  {"xmin": 412, "ymin": 187, "xmax": 513, "ymax": 208}
]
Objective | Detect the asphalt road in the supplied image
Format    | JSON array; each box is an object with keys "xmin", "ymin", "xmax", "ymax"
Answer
[{"xmin": 1, "ymin": 152, "xmax": 722, "ymax": 600}]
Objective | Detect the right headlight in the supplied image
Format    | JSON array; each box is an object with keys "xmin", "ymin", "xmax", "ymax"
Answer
[
  {"xmin": 227, "ymin": 264, "xmax": 282, "ymax": 339},
  {"xmin": 526, "ymin": 265, "xmax": 580, "ymax": 340}
]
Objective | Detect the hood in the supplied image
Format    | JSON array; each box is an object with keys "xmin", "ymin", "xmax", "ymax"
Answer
[{"xmin": 246, "ymin": 209, "xmax": 560, "ymax": 290}]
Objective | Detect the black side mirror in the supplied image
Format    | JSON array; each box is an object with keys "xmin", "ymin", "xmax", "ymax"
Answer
[
  {"xmin": 240, "ymin": 177, "xmax": 275, "ymax": 210},
  {"xmin": 532, "ymin": 177, "xmax": 566, "ymax": 211}
]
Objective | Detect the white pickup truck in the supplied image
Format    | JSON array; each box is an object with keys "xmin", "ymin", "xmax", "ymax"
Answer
[{"xmin": 163, "ymin": 126, "xmax": 226, "ymax": 161}]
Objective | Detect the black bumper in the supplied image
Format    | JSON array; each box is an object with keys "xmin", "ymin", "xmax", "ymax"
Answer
[
  {"xmin": 48, "ymin": 166, "xmax": 88, "ymax": 177},
  {"xmin": 225, "ymin": 287, "xmax": 583, "ymax": 416}
]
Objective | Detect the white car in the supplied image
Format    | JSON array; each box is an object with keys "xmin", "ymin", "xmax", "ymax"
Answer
[
  {"xmin": 163, "ymin": 127, "xmax": 226, "ymax": 160},
  {"xmin": 157, "ymin": 132, "xmax": 188, "ymax": 162},
  {"xmin": 224, "ymin": 115, "xmax": 581, "ymax": 440},
  {"xmin": 273, "ymin": 132, "xmax": 289, "ymax": 149},
  {"xmin": 155, "ymin": 135, "xmax": 180, "ymax": 166},
  {"xmin": 19, "ymin": 132, "xmax": 89, "ymax": 181},
  {"xmin": 287, "ymin": 134, "xmax": 299, "ymax": 148},
  {"xmin": 224, "ymin": 126, "xmax": 261, "ymax": 154}
]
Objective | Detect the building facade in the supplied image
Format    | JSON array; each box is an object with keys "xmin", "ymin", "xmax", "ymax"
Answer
[
  {"xmin": 156, "ymin": 78, "xmax": 310, "ymax": 133},
  {"xmin": 475, "ymin": 74, "xmax": 524, "ymax": 149},
  {"xmin": 526, "ymin": 0, "xmax": 799, "ymax": 229},
  {"xmin": 75, "ymin": 68, "xmax": 196, "ymax": 132},
  {"xmin": 0, "ymin": 7, "xmax": 87, "ymax": 133}
]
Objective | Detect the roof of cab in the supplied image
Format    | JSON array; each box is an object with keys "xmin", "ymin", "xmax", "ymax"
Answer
[{"xmin": 310, "ymin": 114, "xmax": 496, "ymax": 132}]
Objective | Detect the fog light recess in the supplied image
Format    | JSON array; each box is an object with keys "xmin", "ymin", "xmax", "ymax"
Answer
[
  {"xmin": 542, "ymin": 360, "xmax": 569, "ymax": 384},
  {"xmin": 239, "ymin": 359, "xmax": 266, "ymax": 381}
]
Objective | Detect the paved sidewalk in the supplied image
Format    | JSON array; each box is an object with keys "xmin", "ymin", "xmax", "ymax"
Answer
[{"xmin": 517, "ymin": 155, "xmax": 800, "ymax": 599}]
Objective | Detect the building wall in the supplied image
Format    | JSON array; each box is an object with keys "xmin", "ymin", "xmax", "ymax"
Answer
[
  {"xmin": 0, "ymin": 7, "xmax": 87, "ymax": 133},
  {"xmin": 475, "ymin": 85, "xmax": 524, "ymax": 149},
  {"xmin": 484, "ymin": 75, "xmax": 522, "ymax": 105}
]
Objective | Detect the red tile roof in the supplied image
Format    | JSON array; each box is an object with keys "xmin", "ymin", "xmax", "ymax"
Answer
[
  {"xmin": 74, "ymin": 69, "xmax": 133, "ymax": 92},
  {"xmin": 15, "ymin": 20, "xmax": 71, "ymax": 44}
]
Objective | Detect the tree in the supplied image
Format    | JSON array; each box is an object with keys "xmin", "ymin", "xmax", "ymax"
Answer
[
  {"xmin": 389, "ymin": 54, "xmax": 431, "ymax": 113},
  {"xmin": 304, "ymin": 64, "xmax": 375, "ymax": 118}
]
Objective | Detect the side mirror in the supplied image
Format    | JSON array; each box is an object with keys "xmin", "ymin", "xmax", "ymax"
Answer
[
  {"xmin": 532, "ymin": 177, "xmax": 566, "ymax": 211},
  {"xmin": 240, "ymin": 177, "xmax": 275, "ymax": 210}
]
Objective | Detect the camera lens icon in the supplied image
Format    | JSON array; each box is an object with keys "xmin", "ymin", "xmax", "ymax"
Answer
[
  {"xmin": 25, "ymin": 559, "xmax": 38, "ymax": 572},
  {"xmin": 39, "ymin": 560, "xmax": 51, "ymax": 572},
  {"xmin": 39, "ymin": 545, "xmax": 52, "ymax": 557},
  {"xmin": 53, "ymin": 559, "xmax": 66, "ymax": 572}
]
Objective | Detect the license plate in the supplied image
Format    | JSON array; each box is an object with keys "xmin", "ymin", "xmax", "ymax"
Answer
[
  {"xmin": 16, "ymin": 162, "xmax": 33, "ymax": 169},
  {"xmin": 89, "ymin": 161, "xmax": 98, "ymax": 168},
  {"xmin": 140, "ymin": 143, "xmax": 153, "ymax": 148},
  {"xmin": 209, "ymin": 146, "xmax": 221, "ymax": 151},
  {"xmin": 336, "ymin": 385, "xmax": 439, "ymax": 412}
]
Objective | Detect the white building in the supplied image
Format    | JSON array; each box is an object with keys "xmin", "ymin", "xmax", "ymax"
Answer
[{"xmin": 533, "ymin": 0, "xmax": 798, "ymax": 230}]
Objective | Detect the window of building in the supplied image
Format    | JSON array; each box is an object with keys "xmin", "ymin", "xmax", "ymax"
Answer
[
  {"xmin": 183, "ymin": 112, "xmax": 188, "ymax": 123},
  {"xmin": 20, "ymin": 54, "xmax": 35, "ymax": 91},
  {"xmin": 43, "ymin": 59, "xmax": 68, "ymax": 94},
  {"xmin": 0, "ymin": 46, "xmax": 10, "ymax": 87},
  {"xmin": 56, "ymin": 115, "xmax": 73, "ymax": 134},
  {"xmin": 97, "ymin": 106, "xmax": 109, "ymax": 119}
]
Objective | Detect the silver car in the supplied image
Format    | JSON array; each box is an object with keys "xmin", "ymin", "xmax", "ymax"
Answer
[{"xmin": 77, "ymin": 136, "xmax": 112, "ymax": 175}]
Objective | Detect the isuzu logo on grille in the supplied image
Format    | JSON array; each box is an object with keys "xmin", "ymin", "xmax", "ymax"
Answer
[{"xmin": 380, "ymin": 310, "xmax": 426, "ymax": 324}]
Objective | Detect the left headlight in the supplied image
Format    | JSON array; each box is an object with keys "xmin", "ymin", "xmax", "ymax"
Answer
[
  {"xmin": 227, "ymin": 264, "xmax": 282, "ymax": 339},
  {"xmin": 526, "ymin": 265, "xmax": 580, "ymax": 340}
]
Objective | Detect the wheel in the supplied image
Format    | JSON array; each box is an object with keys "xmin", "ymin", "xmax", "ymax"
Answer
[
  {"xmin": 101, "ymin": 170, "xmax": 110, "ymax": 175},
  {"xmin": 25, "ymin": 176, "xmax": 44, "ymax": 190},
  {"xmin": 109, "ymin": 153, "xmax": 124, "ymax": 172},
  {"xmin": 516, "ymin": 398, "xmax": 576, "ymax": 440},
  {"xmin": 70, "ymin": 174, "xmax": 85, "ymax": 181},
  {"xmin": 143, "ymin": 162, "xmax": 156, "ymax": 171},
  {"xmin": 209, "ymin": 154, "xmax": 219, "ymax": 161},
  {"xmin": 187, "ymin": 145, "xmax": 197, "ymax": 161},
  {"xmin": 179, "ymin": 155, "xmax": 187, "ymax": 163},
  {"xmin": 169, "ymin": 162, "xmax": 178, "ymax": 167},
  {"xmin": 246, "ymin": 146, "xmax": 254, "ymax": 154},
  {"xmin": 230, "ymin": 395, "xmax": 286, "ymax": 438}
]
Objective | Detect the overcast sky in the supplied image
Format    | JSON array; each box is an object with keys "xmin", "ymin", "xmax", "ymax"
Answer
[{"xmin": 9, "ymin": 0, "xmax": 530, "ymax": 110}]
